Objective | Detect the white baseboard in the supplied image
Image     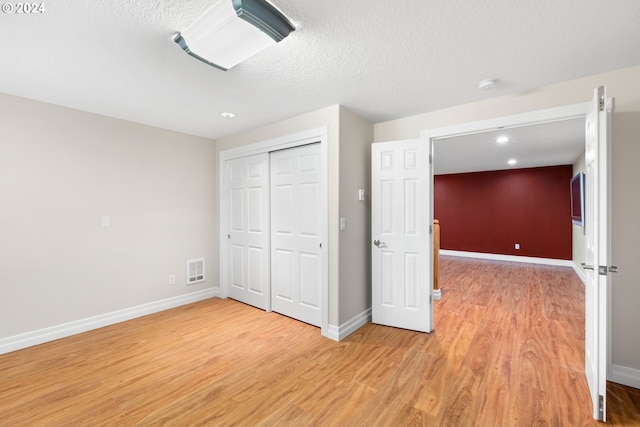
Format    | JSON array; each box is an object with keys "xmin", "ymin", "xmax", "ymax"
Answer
[
  {"xmin": 610, "ymin": 364, "xmax": 640, "ymax": 390},
  {"xmin": 0, "ymin": 287, "xmax": 220, "ymax": 355},
  {"xmin": 440, "ymin": 250, "xmax": 575, "ymax": 268},
  {"xmin": 325, "ymin": 308, "xmax": 371, "ymax": 342},
  {"xmin": 571, "ymin": 262, "xmax": 587, "ymax": 285}
]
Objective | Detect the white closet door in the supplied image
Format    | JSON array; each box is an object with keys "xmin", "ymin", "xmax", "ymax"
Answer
[
  {"xmin": 226, "ymin": 153, "xmax": 270, "ymax": 310},
  {"xmin": 270, "ymin": 143, "xmax": 322, "ymax": 326}
]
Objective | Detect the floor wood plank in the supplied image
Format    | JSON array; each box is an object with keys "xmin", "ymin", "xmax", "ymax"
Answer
[{"xmin": 1, "ymin": 256, "xmax": 638, "ymax": 426}]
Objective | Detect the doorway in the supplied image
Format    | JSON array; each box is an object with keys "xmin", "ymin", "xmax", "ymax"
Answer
[{"xmin": 422, "ymin": 97, "xmax": 611, "ymax": 421}]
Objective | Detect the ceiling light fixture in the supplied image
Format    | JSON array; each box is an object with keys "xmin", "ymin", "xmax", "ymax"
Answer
[
  {"xmin": 496, "ymin": 136, "xmax": 509, "ymax": 144},
  {"xmin": 220, "ymin": 111, "xmax": 237, "ymax": 118},
  {"xmin": 508, "ymin": 159, "xmax": 518, "ymax": 165},
  {"xmin": 477, "ymin": 78, "xmax": 498, "ymax": 90},
  {"xmin": 174, "ymin": 0, "xmax": 296, "ymax": 71}
]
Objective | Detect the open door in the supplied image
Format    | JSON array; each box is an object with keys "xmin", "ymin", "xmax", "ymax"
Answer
[
  {"xmin": 583, "ymin": 86, "xmax": 612, "ymax": 421},
  {"xmin": 371, "ymin": 139, "xmax": 433, "ymax": 332}
]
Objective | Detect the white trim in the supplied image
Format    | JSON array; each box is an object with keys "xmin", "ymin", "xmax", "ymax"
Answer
[
  {"xmin": 572, "ymin": 261, "xmax": 588, "ymax": 285},
  {"xmin": 610, "ymin": 364, "xmax": 640, "ymax": 390},
  {"xmin": 219, "ymin": 126, "xmax": 330, "ymax": 338},
  {"xmin": 219, "ymin": 127, "xmax": 328, "ymax": 160},
  {"xmin": 0, "ymin": 288, "xmax": 219, "ymax": 355},
  {"xmin": 421, "ymin": 102, "xmax": 590, "ymax": 140},
  {"xmin": 440, "ymin": 249, "xmax": 575, "ymax": 267},
  {"xmin": 325, "ymin": 308, "xmax": 371, "ymax": 342}
]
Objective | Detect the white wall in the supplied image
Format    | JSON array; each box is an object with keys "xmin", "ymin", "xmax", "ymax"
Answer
[
  {"xmin": 338, "ymin": 106, "xmax": 374, "ymax": 323},
  {"xmin": 610, "ymin": 112, "xmax": 640, "ymax": 376},
  {"xmin": 0, "ymin": 93, "xmax": 217, "ymax": 339},
  {"xmin": 374, "ymin": 65, "xmax": 640, "ymax": 384}
]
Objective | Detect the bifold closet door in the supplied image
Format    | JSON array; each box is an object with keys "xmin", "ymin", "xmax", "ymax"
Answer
[
  {"xmin": 226, "ymin": 153, "xmax": 270, "ymax": 310},
  {"xmin": 270, "ymin": 144, "xmax": 322, "ymax": 327}
]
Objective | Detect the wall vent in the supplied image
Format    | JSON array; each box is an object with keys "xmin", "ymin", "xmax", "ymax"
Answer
[{"xmin": 186, "ymin": 257, "xmax": 205, "ymax": 285}]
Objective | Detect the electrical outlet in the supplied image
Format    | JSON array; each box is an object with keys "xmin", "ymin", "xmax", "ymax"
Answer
[
  {"xmin": 515, "ymin": 243, "xmax": 520, "ymax": 250},
  {"xmin": 169, "ymin": 274, "xmax": 176, "ymax": 285}
]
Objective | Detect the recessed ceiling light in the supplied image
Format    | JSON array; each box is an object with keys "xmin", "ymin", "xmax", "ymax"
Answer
[
  {"xmin": 508, "ymin": 159, "xmax": 517, "ymax": 165},
  {"xmin": 220, "ymin": 112, "xmax": 236, "ymax": 119},
  {"xmin": 477, "ymin": 78, "xmax": 498, "ymax": 90},
  {"xmin": 496, "ymin": 136, "xmax": 509, "ymax": 144}
]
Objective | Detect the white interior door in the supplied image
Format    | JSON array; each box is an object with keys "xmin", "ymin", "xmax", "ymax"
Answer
[
  {"xmin": 371, "ymin": 139, "xmax": 433, "ymax": 332},
  {"xmin": 584, "ymin": 86, "xmax": 612, "ymax": 421},
  {"xmin": 270, "ymin": 143, "xmax": 322, "ymax": 327},
  {"xmin": 226, "ymin": 153, "xmax": 270, "ymax": 310}
]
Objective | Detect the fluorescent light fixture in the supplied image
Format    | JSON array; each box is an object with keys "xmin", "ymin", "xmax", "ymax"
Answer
[
  {"xmin": 496, "ymin": 136, "xmax": 509, "ymax": 144},
  {"xmin": 174, "ymin": 0, "xmax": 295, "ymax": 71},
  {"xmin": 508, "ymin": 159, "xmax": 518, "ymax": 165}
]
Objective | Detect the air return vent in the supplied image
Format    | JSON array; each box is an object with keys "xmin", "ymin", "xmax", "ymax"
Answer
[{"xmin": 186, "ymin": 257, "xmax": 205, "ymax": 285}]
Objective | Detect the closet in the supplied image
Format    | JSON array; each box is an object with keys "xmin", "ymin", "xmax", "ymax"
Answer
[{"xmin": 223, "ymin": 143, "xmax": 322, "ymax": 327}]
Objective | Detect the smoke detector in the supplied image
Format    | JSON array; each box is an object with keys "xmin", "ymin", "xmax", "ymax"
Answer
[{"xmin": 477, "ymin": 78, "xmax": 498, "ymax": 90}]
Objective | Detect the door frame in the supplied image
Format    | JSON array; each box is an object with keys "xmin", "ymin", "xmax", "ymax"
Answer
[
  {"xmin": 420, "ymin": 100, "xmax": 612, "ymax": 374},
  {"xmin": 219, "ymin": 127, "xmax": 329, "ymax": 336}
]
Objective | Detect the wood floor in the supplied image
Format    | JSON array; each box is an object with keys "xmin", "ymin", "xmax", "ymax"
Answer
[{"xmin": 1, "ymin": 257, "xmax": 639, "ymax": 426}]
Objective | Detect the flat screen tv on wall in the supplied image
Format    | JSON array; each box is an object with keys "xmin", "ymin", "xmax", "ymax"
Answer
[{"xmin": 570, "ymin": 172, "xmax": 585, "ymax": 226}]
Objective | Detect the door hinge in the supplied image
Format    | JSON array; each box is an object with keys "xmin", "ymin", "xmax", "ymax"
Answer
[
  {"xmin": 429, "ymin": 154, "xmax": 432, "ymax": 165},
  {"xmin": 599, "ymin": 97, "xmax": 605, "ymax": 112},
  {"xmin": 599, "ymin": 394, "xmax": 605, "ymax": 420},
  {"xmin": 599, "ymin": 265, "xmax": 618, "ymax": 276}
]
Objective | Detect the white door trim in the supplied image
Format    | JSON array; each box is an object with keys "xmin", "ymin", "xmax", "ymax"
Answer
[
  {"xmin": 421, "ymin": 102, "xmax": 590, "ymax": 140},
  {"xmin": 219, "ymin": 127, "xmax": 329, "ymax": 337}
]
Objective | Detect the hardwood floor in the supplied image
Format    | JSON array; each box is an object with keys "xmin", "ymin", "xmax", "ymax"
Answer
[{"xmin": 1, "ymin": 256, "xmax": 639, "ymax": 426}]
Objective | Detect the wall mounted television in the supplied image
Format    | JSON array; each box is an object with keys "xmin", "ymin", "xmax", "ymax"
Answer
[{"xmin": 570, "ymin": 172, "xmax": 585, "ymax": 226}]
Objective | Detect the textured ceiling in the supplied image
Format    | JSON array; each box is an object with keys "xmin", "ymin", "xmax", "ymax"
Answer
[{"xmin": 1, "ymin": 0, "xmax": 639, "ymax": 146}]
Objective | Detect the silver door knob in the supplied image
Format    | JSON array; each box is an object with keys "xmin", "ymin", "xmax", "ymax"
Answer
[{"xmin": 374, "ymin": 240, "xmax": 381, "ymax": 246}]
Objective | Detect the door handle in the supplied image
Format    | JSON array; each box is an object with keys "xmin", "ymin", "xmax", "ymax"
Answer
[
  {"xmin": 581, "ymin": 263, "xmax": 594, "ymax": 270},
  {"xmin": 373, "ymin": 240, "xmax": 387, "ymax": 248}
]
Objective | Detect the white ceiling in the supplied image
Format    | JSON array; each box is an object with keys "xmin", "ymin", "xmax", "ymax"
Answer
[
  {"xmin": 433, "ymin": 118, "xmax": 585, "ymax": 175},
  {"xmin": 1, "ymin": 1, "xmax": 639, "ymax": 172}
]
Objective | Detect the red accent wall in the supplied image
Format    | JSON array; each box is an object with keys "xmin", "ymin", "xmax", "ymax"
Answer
[{"xmin": 434, "ymin": 165, "xmax": 573, "ymax": 259}]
